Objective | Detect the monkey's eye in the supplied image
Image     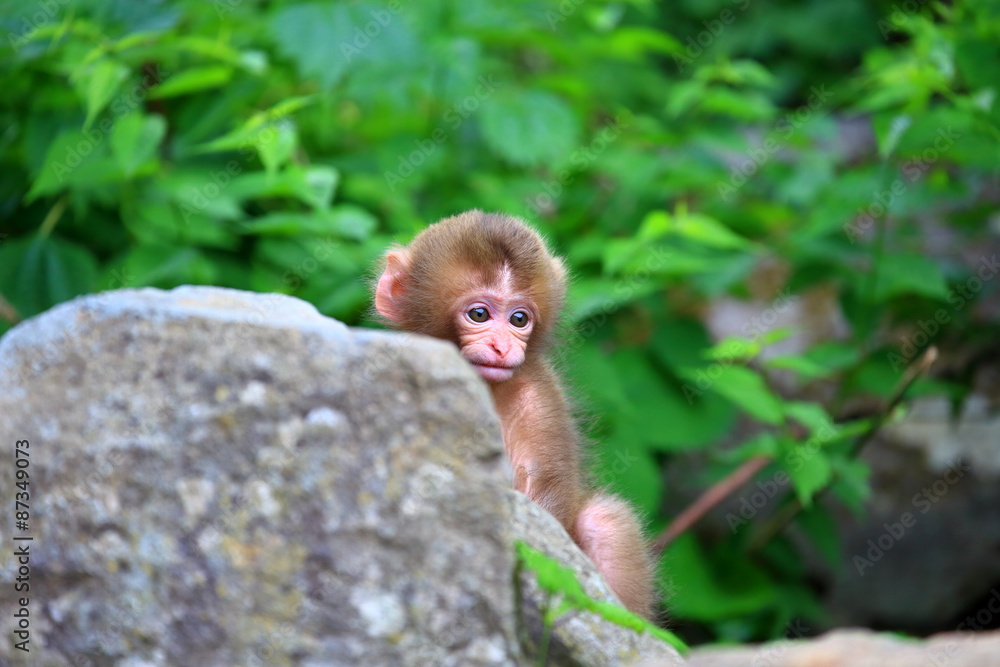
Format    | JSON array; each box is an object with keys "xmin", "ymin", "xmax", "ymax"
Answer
[
  {"xmin": 509, "ymin": 311, "xmax": 529, "ymax": 328},
  {"xmin": 468, "ymin": 307, "xmax": 490, "ymax": 323}
]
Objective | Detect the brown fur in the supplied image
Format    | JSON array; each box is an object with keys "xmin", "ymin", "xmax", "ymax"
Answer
[{"xmin": 374, "ymin": 210, "xmax": 655, "ymax": 618}]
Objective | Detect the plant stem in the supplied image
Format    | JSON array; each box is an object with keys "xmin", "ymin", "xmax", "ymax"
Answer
[
  {"xmin": 39, "ymin": 194, "xmax": 69, "ymax": 238},
  {"xmin": 747, "ymin": 346, "xmax": 938, "ymax": 551},
  {"xmin": 652, "ymin": 456, "xmax": 771, "ymax": 555}
]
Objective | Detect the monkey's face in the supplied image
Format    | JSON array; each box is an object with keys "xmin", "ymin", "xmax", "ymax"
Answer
[{"xmin": 453, "ymin": 292, "xmax": 535, "ymax": 383}]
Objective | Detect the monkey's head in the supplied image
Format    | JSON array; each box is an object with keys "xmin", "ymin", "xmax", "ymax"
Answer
[{"xmin": 374, "ymin": 210, "xmax": 567, "ymax": 383}]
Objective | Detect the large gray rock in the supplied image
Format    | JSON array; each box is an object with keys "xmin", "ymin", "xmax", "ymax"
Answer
[{"xmin": 0, "ymin": 286, "xmax": 680, "ymax": 667}]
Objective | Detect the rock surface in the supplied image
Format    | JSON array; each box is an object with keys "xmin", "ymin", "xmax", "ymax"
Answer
[
  {"xmin": 682, "ymin": 628, "xmax": 1000, "ymax": 667},
  {"xmin": 0, "ymin": 286, "xmax": 680, "ymax": 667}
]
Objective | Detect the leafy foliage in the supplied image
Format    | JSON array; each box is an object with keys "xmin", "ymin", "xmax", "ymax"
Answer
[
  {"xmin": 515, "ymin": 540, "xmax": 689, "ymax": 656},
  {"xmin": 1, "ymin": 0, "xmax": 997, "ymax": 646}
]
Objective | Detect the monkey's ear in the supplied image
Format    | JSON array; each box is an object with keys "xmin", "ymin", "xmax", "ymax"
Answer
[
  {"xmin": 550, "ymin": 256, "xmax": 568, "ymax": 285},
  {"xmin": 375, "ymin": 249, "xmax": 410, "ymax": 323}
]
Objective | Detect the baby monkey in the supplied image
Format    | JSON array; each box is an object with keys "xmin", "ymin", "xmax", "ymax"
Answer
[{"xmin": 375, "ymin": 210, "xmax": 655, "ymax": 618}]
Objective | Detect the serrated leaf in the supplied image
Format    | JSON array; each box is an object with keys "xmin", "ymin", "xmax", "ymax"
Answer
[
  {"xmin": 269, "ymin": 3, "xmax": 418, "ymax": 89},
  {"xmin": 75, "ymin": 60, "xmax": 130, "ymax": 130},
  {"xmin": 641, "ymin": 210, "xmax": 751, "ymax": 249},
  {"xmin": 786, "ymin": 447, "xmax": 832, "ymax": 507},
  {"xmin": 480, "ymin": 91, "xmax": 580, "ymax": 167},
  {"xmin": 26, "ymin": 129, "xmax": 107, "ymax": 201},
  {"xmin": 874, "ymin": 253, "xmax": 949, "ymax": 301},
  {"xmin": 223, "ymin": 166, "xmax": 339, "ymax": 210},
  {"xmin": 0, "ymin": 236, "xmax": 97, "ymax": 317},
  {"xmin": 191, "ymin": 95, "xmax": 316, "ymax": 155},
  {"xmin": 784, "ymin": 401, "xmax": 835, "ymax": 435},
  {"xmin": 238, "ymin": 205, "xmax": 373, "ymax": 239},
  {"xmin": 298, "ymin": 166, "xmax": 338, "ymax": 210},
  {"xmin": 327, "ymin": 204, "xmax": 377, "ymax": 240},
  {"xmin": 705, "ymin": 337, "xmax": 761, "ymax": 362},
  {"xmin": 682, "ymin": 365, "xmax": 784, "ymax": 425},
  {"xmin": 674, "ymin": 212, "xmax": 752, "ymax": 249},
  {"xmin": 148, "ymin": 65, "xmax": 233, "ymax": 99},
  {"xmin": 254, "ymin": 121, "xmax": 297, "ymax": 174},
  {"xmin": 114, "ymin": 245, "xmax": 216, "ymax": 287},
  {"xmin": 111, "ymin": 113, "xmax": 166, "ymax": 177}
]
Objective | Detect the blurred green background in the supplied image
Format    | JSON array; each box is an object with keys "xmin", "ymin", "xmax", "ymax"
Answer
[{"xmin": 2, "ymin": 0, "xmax": 999, "ymax": 647}]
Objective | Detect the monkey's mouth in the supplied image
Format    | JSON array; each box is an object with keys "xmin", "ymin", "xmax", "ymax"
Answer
[{"xmin": 470, "ymin": 362, "xmax": 515, "ymax": 383}]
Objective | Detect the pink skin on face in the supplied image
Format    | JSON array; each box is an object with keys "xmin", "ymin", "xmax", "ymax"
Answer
[{"xmin": 455, "ymin": 292, "xmax": 534, "ymax": 383}]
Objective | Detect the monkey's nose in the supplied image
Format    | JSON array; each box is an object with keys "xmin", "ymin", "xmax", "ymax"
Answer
[{"xmin": 489, "ymin": 338, "xmax": 509, "ymax": 356}]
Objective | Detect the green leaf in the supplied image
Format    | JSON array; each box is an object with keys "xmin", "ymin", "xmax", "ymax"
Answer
[
  {"xmin": 829, "ymin": 457, "xmax": 871, "ymax": 514},
  {"xmin": 0, "ymin": 236, "xmax": 97, "ymax": 317},
  {"xmin": 873, "ymin": 113, "xmax": 912, "ymax": 159},
  {"xmin": 785, "ymin": 445, "xmax": 832, "ymax": 507},
  {"xmin": 783, "ymin": 401, "xmax": 835, "ymax": 435},
  {"xmin": 26, "ymin": 129, "xmax": 108, "ymax": 201},
  {"xmin": 327, "ymin": 204, "xmax": 378, "ymax": 240},
  {"xmin": 611, "ymin": 350, "xmax": 737, "ymax": 450},
  {"xmin": 641, "ymin": 210, "xmax": 752, "ymax": 249},
  {"xmin": 516, "ymin": 541, "xmax": 689, "ymax": 654},
  {"xmin": 75, "ymin": 60, "xmax": 130, "ymax": 130},
  {"xmin": 795, "ymin": 506, "xmax": 841, "ymax": 568},
  {"xmin": 190, "ymin": 95, "xmax": 316, "ymax": 155},
  {"xmin": 148, "ymin": 65, "xmax": 233, "ymax": 99},
  {"xmin": 269, "ymin": 3, "xmax": 418, "ymax": 89},
  {"xmin": 661, "ymin": 535, "xmax": 778, "ymax": 621},
  {"xmin": 764, "ymin": 354, "xmax": 834, "ymax": 379},
  {"xmin": 111, "ymin": 113, "xmax": 166, "ymax": 177},
  {"xmin": 224, "ymin": 166, "xmax": 339, "ymax": 210},
  {"xmin": 112, "ymin": 245, "xmax": 216, "ymax": 288},
  {"xmin": 480, "ymin": 91, "xmax": 580, "ymax": 168},
  {"xmin": 873, "ymin": 253, "xmax": 949, "ymax": 301},
  {"xmin": 682, "ymin": 365, "xmax": 784, "ymax": 425},
  {"xmin": 592, "ymin": 441, "xmax": 661, "ymax": 517},
  {"xmin": 704, "ymin": 337, "xmax": 761, "ymax": 362},
  {"xmin": 239, "ymin": 205, "xmax": 374, "ymax": 240},
  {"xmin": 254, "ymin": 121, "xmax": 298, "ymax": 174}
]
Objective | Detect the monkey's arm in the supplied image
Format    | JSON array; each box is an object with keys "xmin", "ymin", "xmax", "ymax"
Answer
[{"xmin": 493, "ymin": 362, "xmax": 586, "ymax": 536}]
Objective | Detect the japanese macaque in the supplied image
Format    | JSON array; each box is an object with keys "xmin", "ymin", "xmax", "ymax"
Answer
[{"xmin": 374, "ymin": 210, "xmax": 656, "ymax": 618}]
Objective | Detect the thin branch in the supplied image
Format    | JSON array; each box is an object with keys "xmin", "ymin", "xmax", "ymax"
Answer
[
  {"xmin": 747, "ymin": 346, "xmax": 938, "ymax": 552},
  {"xmin": 652, "ymin": 455, "xmax": 771, "ymax": 555},
  {"xmin": 39, "ymin": 193, "xmax": 69, "ymax": 238}
]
